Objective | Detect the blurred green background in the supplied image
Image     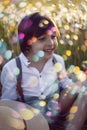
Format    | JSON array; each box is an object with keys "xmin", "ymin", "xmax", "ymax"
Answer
[{"xmin": 0, "ymin": 0, "xmax": 87, "ymax": 73}]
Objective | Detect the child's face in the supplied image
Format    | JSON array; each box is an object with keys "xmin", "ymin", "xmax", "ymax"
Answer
[{"xmin": 28, "ymin": 34, "xmax": 58, "ymax": 61}]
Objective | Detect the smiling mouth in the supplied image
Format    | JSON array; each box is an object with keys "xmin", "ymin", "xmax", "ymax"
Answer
[{"xmin": 44, "ymin": 48, "xmax": 55, "ymax": 53}]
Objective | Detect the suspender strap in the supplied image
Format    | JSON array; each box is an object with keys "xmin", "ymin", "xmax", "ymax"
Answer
[
  {"xmin": 16, "ymin": 57, "xmax": 22, "ymax": 80},
  {"xmin": 16, "ymin": 57, "xmax": 27, "ymax": 130},
  {"xmin": 23, "ymin": 119, "xmax": 27, "ymax": 130},
  {"xmin": 52, "ymin": 56, "xmax": 57, "ymax": 64},
  {"xmin": 15, "ymin": 57, "xmax": 25, "ymax": 102}
]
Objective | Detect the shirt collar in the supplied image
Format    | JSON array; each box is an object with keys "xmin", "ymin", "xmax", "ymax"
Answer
[
  {"xmin": 19, "ymin": 53, "xmax": 55, "ymax": 67},
  {"xmin": 19, "ymin": 53, "xmax": 31, "ymax": 67}
]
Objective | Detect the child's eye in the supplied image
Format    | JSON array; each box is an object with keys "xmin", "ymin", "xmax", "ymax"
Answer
[
  {"xmin": 38, "ymin": 36, "xmax": 46, "ymax": 41},
  {"xmin": 51, "ymin": 35, "xmax": 56, "ymax": 39}
]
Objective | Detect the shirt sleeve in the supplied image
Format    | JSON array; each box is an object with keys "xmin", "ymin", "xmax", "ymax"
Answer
[{"xmin": 1, "ymin": 64, "xmax": 18, "ymax": 100}]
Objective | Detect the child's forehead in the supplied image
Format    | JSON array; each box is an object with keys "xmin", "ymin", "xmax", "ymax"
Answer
[
  {"xmin": 36, "ymin": 26, "xmax": 59, "ymax": 39},
  {"xmin": 45, "ymin": 26, "xmax": 59, "ymax": 37},
  {"xmin": 37, "ymin": 32, "xmax": 57, "ymax": 41}
]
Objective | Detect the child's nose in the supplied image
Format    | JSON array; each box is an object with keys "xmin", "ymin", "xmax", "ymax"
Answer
[{"xmin": 47, "ymin": 37, "xmax": 54, "ymax": 46}]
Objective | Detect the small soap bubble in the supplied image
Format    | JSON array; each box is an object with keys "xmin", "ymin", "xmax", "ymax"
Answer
[
  {"xmin": 19, "ymin": 108, "xmax": 34, "ymax": 120},
  {"xmin": 32, "ymin": 55, "xmax": 39, "ymax": 62},
  {"xmin": 39, "ymin": 101, "xmax": 46, "ymax": 107},
  {"xmin": 5, "ymin": 50, "xmax": 12, "ymax": 60},
  {"xmin": 37, "ymin": 50, "xmax": 44, "ymax": 57},
  {"xmin": 18, "ymin": 33, "xmax": 25, "ymax": 39},
  {"xmin": 0, "ymin": 13, "xmax": 4, "ymax": 18},
  {"xmin": 14, "ymin": 67, "xmax": 20, "ymax": 76},
  {"xmin": 0, "ymin": 41, "xmax": 7, "ymax": 53}
]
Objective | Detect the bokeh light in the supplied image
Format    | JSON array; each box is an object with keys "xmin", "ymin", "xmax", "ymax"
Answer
[{"xmin": 0, "ymin": 0, "xmax": 86, "ymax": 71}]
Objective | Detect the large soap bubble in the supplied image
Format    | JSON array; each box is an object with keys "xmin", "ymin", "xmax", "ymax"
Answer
[{"xmin": 0, "ymin": 100, "xmax": 49, "ymax": 130}]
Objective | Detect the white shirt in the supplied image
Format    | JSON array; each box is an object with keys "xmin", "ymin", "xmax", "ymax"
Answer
[{"xmin": 1, "ymin": 53, "xmax": 72, "ymax": 100}]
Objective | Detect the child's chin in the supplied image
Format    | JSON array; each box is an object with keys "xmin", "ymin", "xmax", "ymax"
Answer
[{"xmin": 45, "ymin": 54, "xmax": 53, "ymax": 60}]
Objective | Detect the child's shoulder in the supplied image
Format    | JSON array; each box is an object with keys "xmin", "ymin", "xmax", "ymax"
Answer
[{"xmin": 3, "ymin": 58, "xmax": 16, "ymax": 69}]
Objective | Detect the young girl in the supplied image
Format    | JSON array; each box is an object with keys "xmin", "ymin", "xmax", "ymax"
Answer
[{"xmin": 1, "ymin": 12, "xmax": 87, "ymax": 130}]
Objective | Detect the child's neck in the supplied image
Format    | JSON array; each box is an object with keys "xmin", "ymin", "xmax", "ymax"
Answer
[{"xmin": 26, "ymin": 52, "xmax": 49, "ymax": 72}]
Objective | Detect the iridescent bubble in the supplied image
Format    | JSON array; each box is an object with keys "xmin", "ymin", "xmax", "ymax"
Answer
[
  {"xmin": 0, "ymin": 13, "xmax": 4, "ymax": 18},
  {"xmin": 27, "ymin": 76, "xmax": 39, "ymax": 88},
  {"xmin": 53, "ymin": 93, "xmax": 59, "ymax": 100},
  {"xmin": 18, "ymin": 33, "xmax": 25, "ymax": 39},
  {"xmin": 37, "ymin": 50, "xmax": 44, "ymax": 57},
  {"xmin": 32, "ymin": 55, "xmax": 39, "ymax": 62},
  {"xmin": 19, "ymin": 2, "xmax": 27, "ymax": 8},
  {"xmin": 50, "ymin": 83, "xmax": 58, "ymax": 93},
  {"xmin": 14, "ymin": 67, "xmax": 20, "ymax": 76},
  {"xmin": 54, "ymin": 63, "xmax": 62, "ymax": 72},
  {"xmin": 19, "ymin": 109, "xmax": 34, "ymax": 120},
  {"xmin": 46, "ymin": 111, "xmax": 52, "ymax": 117},
  {"xmin": 67, "ymin": 114, "xmax": 74, "ymax": 121},
  {"xmin": 31, "ymin": 37, "xmax": 37, "ymax": 43},
  {"xmin": 0, "ymin": 41, "xmax": 7, "ymax": 53},
  {"xmin": 0, "ymin": 101, "xmax": 49, "ymax": 130},
  {"xmin": 0, "ymin": 41, "xmax": 2, "ymax": 47},
  {"xmin": 70, "ymin": 88, "xmax": 77, "ymax": 95},
  {"xmin": 31, "ymin": 108, "xmax": 40, "ymax": 115},
  {"xmin": 80, "ymin": 86, "xmax": 86, "ymax": 93},
  {"xmin": 67, "ymin": 65, "xmax": 75, "ymax": 73},
  {"xmin": 5, "ymin": 50, "xmax": 12, "ymax": 60},
  {"xmin": 76, "ymin": 71, "xmax": 86, "ymax": 82},
  {"xmin": 47, "ymin": 101, "xmax": 59, "ymax": 118},
  {"xmin": 39, "ymin": 19, "xmax": 49, "ymax": 28},
  {"xmin": 70, "ymin": 106, "xmax": 78, "ymax": 114},
  {"xmin": 39, "ymin": 101, "xmax": 46, "ymax": 107},
  {"xmin": 0, "ymin": 106, "xmax": 25, "ymax": 130},
  {"xmin": 9, "ymin": 117, "xmax": 25, "ymax": 129}
]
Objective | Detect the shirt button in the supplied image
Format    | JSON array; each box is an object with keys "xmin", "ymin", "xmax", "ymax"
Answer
[
  {"xmin": 41, "ymin": 92, "xmax": 43, "ymax": 95},
  {"xmin": 39, "ymin": 94, "xmax": 46, "ymax": 100}
]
